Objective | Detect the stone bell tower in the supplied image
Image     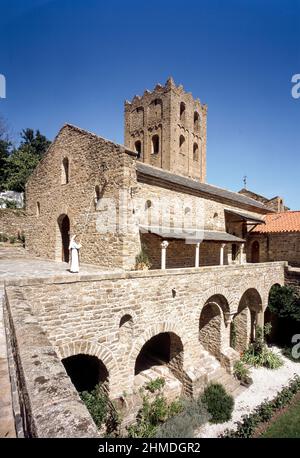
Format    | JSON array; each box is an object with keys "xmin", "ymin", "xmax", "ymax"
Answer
[{"xmin": 124, "ymin": 77, "xmax": 207, "ymax": 182}]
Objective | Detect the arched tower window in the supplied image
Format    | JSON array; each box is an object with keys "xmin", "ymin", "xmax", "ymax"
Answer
[
  {"xmin": 36, "ymin": 201, "xmax": 40, "ymax": 217},
  {"xmin": 179, "ymin": 135, "xmax": 185, "ymax": 154},
  {"xmin": 61, "ymin": 157, "xmax": 69, "ymax": 184},
  {"xmin": 94, "ymin": 185, "xmax": 101, "ymax": 210},
  {"xmin": 194, "ymin": 111, "xmax": 200, "ymax": 132},
  {"xmin": 151, "ymin": 135, "xmax": 160, "ymax": 154},
  {"xmin": 180, "ymin": 102, "xmax": 186, "ymax": 122},
  {"xmin": 134, "ymin": 140, "xmax": 142, "ymax": 159},
  {"xmin": 193, "ymin": 143, "xmax": 199, "ymax": 161}
]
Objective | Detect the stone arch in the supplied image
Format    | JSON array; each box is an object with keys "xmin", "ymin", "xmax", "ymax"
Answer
[
  {"xmin": 57, "ymin": 340, "xmax": 119, "ymax": 382},
  {"xmin": 61, "ymin": 157, "xmax": 69, "ymax": 184},
  {"xmin": 62, "ymin": 354, "xmax": 109, "ymax": 393},
  {"xmin": 179, "ymin": 102, "xmax": 186, "ymax": 122},
  {"xmin": 119, "ymin": 314, "xmax": 134, "ymax": 346},
  {"xmin": 130, "ymin": 323, "xmax": 190, "ymax": 396},
  {"xmin": 56, "ymin": 213, "xmax": 70, "ymax": 262},
  {"xmin": 151, "ymin": 134, "xmax": 160, "ymax": 154},
  {"xmin": 233, "ymin": 288, "xmax": 263, "ymax": 352},
  {"xmin": 134, "ymin": 140, "xmax": 142, "ymax": 159},
  {"xmin": 194, "ymin": 111, "xmax": 200, "ymax": 133},
  {"xmin": 199, "ymin": 294, "xmax": 230, "ymax": 359},
  {"xmin": 201, "ymin": 287, "xmax": 234, "ymax": 312},
  {"xmin": 128, "ymin": 321, "xmax": 188, "ymax": 371}
]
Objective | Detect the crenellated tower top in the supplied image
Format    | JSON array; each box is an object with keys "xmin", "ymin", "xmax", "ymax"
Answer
[{"xmin": 124, "ymin": 77, "xmax": 207, "ymax": 182}]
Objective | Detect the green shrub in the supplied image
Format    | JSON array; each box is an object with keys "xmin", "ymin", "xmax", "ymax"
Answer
[
  {"xmin": 269, "ymin": 284, "xmax": 300, "ymax": 322},
  {"xmin": 0, "ymin": 233, "xmax": 9, "ymax": 242},
  {"xmin": 127, "ymin": 394, "xmax": 169, "ymax": 438},
  {"xmin": 145, "ymin": 377, "xmax": 165, "ymax": 393},
  {"xmin": 234, "ymin": 360, "xmax": 250, "ymax": 381},
  {"xmin": 242, "ymin": 346, "xmax": 283, "ymax": 369},
  {"xmin": 9, "ymin": 235, "xmax": 16, "ymax": 244},
  {"xmin": 80, "ymin": 384, "xmax": 108, "ymax": 428},
  {"xmin": 155, "ymin": 398, "xmax": 210, "ymax": 438},
  {"xmin": 201, "ymin": 383, "xmax": 234, "ymax": 424}
]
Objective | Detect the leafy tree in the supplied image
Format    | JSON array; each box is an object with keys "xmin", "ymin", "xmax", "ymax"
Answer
[
  {"xmin": 19, "ymin": 128, "xmax": 51, "ymax": 159},
  {"xmin": 268, "ymin": 284, "xmax": 300, "ymax": 322},
  {"xmin": 0, "ymin": 117, "xmax": 13, "ymax": 190},
  {"xmin": 4, "ymin": 128, "xmax": 51, "ymax": 192}
]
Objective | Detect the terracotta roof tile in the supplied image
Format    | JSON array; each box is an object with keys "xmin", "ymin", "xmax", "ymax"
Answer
[{"xmin": 252, "ymin": 211, "xmax": 300, "ymax": 234}]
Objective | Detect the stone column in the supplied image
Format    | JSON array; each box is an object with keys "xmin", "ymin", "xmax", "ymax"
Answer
[
  {"xmin": 240, "ymin": 243, "xmax": 245, "ymax": 264},
  {"xmin": 220, "ymin": 243, "xmax": 226, "ymax": 266},
  {"xmin": 161, "ymin": 240, "xmax": 169, "ymax": 270},
  {"xmin": 195, "ymin": 242, "xmax": 200, "ymax": 268}
]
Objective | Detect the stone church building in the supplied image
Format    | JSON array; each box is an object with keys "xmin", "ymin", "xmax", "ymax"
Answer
[
  {"xmin": 26, "ymin": 77, "xmax": 275, "ymax": 272},
  {"xmin": 3, "ymin": 79, "xmax": 288, "ymax": 437}
]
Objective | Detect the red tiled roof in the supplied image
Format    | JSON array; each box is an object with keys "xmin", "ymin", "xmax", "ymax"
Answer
[{"xmin": 252, "ymin": 211, "xmax": 300, "ymax": 234}]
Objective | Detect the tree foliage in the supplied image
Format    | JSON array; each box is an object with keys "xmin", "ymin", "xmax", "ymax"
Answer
[
  {"xmin": 0, "ymin": 123, "xmax": 51, "ymax": 192},
  {"xmin": 268, "ymin": 284, "xmax": 300, "ymax": 322}
]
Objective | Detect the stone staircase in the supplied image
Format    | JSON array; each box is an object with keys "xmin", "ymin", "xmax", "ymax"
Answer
[
  {"xmin": 134, "ymin": 349, "xmax": 244, "ymax": 402},
  {"xmin": 134, "ymin": 355, "xmax": 182, "ymax": 401}
]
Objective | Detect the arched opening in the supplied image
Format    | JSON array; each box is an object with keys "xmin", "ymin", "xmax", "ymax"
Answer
[
  {"xmin": 194, "ymin": 111, "xmax": 200, "ymax": 132},
  {"xmin": 134, "ymin": 140, "xmax": 142, "ymax": 159},
  {"xmin": 193, "ymin": 143, "xmax": 199, "ymax": 161},
  {"xmin": 62, "ymin": 354, "xmax": 109, "ymax": 393},
  {"xmin": 151, "ymin": 135, "xmax": 159, "ymax": 154},
  {"xmin": 57, "ymin": 214, "xmax": 70, "ymax": 262},
  {"xmin": 119, "ymin": 314, "xmax": 133, "ymax": 345},
  {"xmin": 179, "ymin": 135, "xmax": 185, "ymax": 154},
  {"xmin": 199, "ymin": 294, "xmax": 229, "ymax": 359},
  {"xmin": 61, "ymin": 157, "xmax": 69, "ymax": 184},
  {"xmin": 134, "ymin": 331, "xmax": 189, "ymax": 397},
  {"xmin": 233, "ymin": 288, "xmax": 263, "ymax": 352},
  {"xmin": 179, "ymin": 102, "xmax": 186, "ymax": 122},
  {"xmin": 135, "ymin": 333, "xmax": 172, "ymax": 375},
  {"xmin": 251, "ymin": 241, "xmax": 260, "ymax": 263},
  {"xmin": 36, "ymin": 201, "xmax": 40, "ymax": 217},
  {"xmin": 94, "ymin": 185, "xmax": 101, "ymax": 210}
]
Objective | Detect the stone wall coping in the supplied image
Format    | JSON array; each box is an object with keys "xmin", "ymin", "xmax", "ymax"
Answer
[{"xmin": 4, "ymin": 261, "xmax": 287, "ymax": 288}]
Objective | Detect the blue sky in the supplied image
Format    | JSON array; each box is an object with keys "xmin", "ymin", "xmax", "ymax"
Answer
[{"xmin": 0, "ymin": 0, "xmax": 299, "ymax": 208}]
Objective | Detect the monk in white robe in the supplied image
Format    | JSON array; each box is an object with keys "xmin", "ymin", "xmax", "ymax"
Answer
[{"xmin": 69, "ymin": 235, "xmax": 82, "ymax": 273}]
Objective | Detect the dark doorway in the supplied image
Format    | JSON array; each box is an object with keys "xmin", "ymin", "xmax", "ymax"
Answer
[
  {"xmin": 251, "ymin": 241, "xmax": 260, "ymax": 263},
  {"xmin": 62, "ymin": 354, "xmax": 109, "ymax": 392},
  {"xmin": 58, "ymin": 214, "xmax": 70, "ymax": 262},
  {"xmin": 135, "ymin": 333, "xmax": 171, "ymax": 375}
]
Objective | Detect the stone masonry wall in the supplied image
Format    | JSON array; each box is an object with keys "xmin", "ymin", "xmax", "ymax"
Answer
[
  {"xmin": 5, "ymin": 262, "xmax": 285, "ymax": 402},
  {"xmin": 124, "ymin": 78, "xmax": 207, "ymax": 182},
  {"xmin": 248, "ymin": 233, "xmax": 300, "ymax": 267},
  {"xmin": 0, "ymin": 209, "xmax": 27, "ymax": 239},
  {"xmin": 25, "ymin": 125, "xmax": 140, "ymax": 270}
]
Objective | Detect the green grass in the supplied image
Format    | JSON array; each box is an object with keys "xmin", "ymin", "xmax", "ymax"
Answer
[{"xmin": 262, "ymin": 396, "xmax": 300, "ymax": 438}]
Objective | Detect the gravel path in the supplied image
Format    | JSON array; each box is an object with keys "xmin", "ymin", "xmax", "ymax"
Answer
[{"xmin": 198, "ymin": 347, "xmax": 300, "ymax": 438}]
